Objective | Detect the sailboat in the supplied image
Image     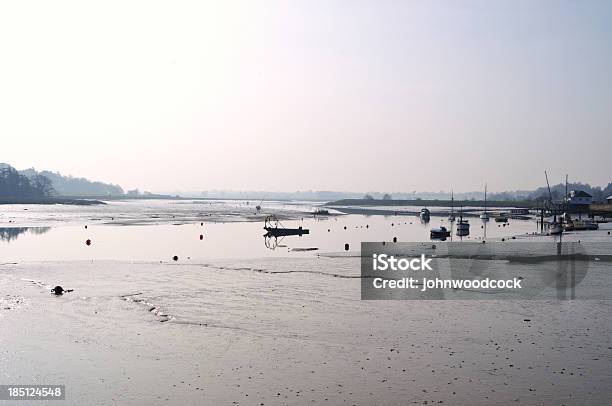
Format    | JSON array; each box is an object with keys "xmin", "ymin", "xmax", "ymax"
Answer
[
  {"xmin": 544, "ymin": 171, "xmax": 562, "ymax": 235},
  {"xmin": 479, "ymin": 184, "xmax": 490, "ymax": 221},
  {"xmin": 448, "ymin": 191, "xmax": 456, "ymax": 222},
  {"xmin": 456, "ymin": 206, "xmax": 470, "ymax": 237}
]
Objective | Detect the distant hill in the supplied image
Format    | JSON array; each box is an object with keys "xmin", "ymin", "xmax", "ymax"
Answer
[{"xmin": 0, "ymin": 163, "xmax": 124, "ymax": 196}]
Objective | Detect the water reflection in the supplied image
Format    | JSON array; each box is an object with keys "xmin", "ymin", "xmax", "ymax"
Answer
[
  {"xmin": 263, "ymin": 215, "xmax": 310, "ymax": 250},
  {"xmin": 0, "ymin": 227, "xmax": 50, "ymax": 242}
]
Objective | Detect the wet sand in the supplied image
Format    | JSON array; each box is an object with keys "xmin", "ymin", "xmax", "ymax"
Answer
[{"xmin": 2, "ymin": 256, "xmax": 612, "ymax": 405}]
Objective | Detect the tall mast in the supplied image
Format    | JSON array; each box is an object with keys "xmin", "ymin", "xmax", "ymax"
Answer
[
  {"xmin": 545, "ymin": 170, "xmax": 556, "ymax": 222},
  {"xmin": 484, "ymin": 183, "xmax": 487, "ymax": 214}
]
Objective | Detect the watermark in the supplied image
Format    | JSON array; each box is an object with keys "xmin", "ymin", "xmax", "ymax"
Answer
[
  {"xmin": 361, "ymin": 241, "xmax": 612, "ymax": 300},
  {"xmin": 0, "ymin": 385, "xmax": 65, "ymax": 400}
]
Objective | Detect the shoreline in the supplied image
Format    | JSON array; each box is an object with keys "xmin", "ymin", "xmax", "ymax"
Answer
[{"xmin": 0, "ymin": 197, "xmax": 106, "ymax": 205}]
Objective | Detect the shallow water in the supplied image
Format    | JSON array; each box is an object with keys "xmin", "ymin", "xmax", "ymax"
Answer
[
  {"xmin": 1, "ymin": 200, "xmax": 611, "ymax": 405},
  {"xmin": 0, "ymin": 200, "xmax": 542, "ymax": 261}
]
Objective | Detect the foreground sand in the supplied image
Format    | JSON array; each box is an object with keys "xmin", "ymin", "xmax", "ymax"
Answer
[{"xmin": 1, "ymin": 257, "xmax": 611, "ymax": 405}]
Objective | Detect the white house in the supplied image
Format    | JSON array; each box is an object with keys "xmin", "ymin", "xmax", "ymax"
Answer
[
  {"xmin": 607, "ymin": 195, "xmax": 612, "ymax": 204},
  {"xmin": 568, "ymin": 190, "xmax": 593, "ymax": 205}
]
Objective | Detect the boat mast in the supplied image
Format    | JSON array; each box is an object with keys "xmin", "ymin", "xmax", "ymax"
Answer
[
  {"xmin": 545, "ymin": 170, "xmax": 556, "ymax": 222},
  {"xmin": 484, "ymin": 183, "xmax": 487, "ymax": 215}
]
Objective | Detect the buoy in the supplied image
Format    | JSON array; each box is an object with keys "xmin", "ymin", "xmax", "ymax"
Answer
[
  {"xmin": 344, "ymin": 226, "xmax": 347, "ymax": 230},
  {"xmin": 201, "ymin": 222, "xmax": 203, "ymax": 226},
  {"xmin": 344, "ymin": 243, "xmax": 349, "ymax": 251},
  {"xmin": 52, "ymin": 286, "xmax": 65, "ymax": 295},
  {"xmin": 328, "ymin": 229, "xmax": 330, "ymax": 232},
  {"xmin": 173, "ymin": 255, "xmax": 178, "ymax": 261},
  {"xmin": 85, "ymin": 225, "xmax": 87, "ymax": 229},
  {"xmin": 199, "ymin": 234, "xmax": 203, "ymax": 240},
  {"xmin": 382, "ymin": 241, "xmax": 386, "ymax": 246},
  {"xmin": 393, "ymin": 237, "xmax": 397, "ymax": 243},
  {"xmin": 85, "ymin": 239, "xmax": 91, "ymax": 246}
]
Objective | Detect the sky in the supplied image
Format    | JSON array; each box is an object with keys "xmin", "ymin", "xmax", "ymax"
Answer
[{"xmin": 1, "ymin": 0, "xmax": 611, "ymax": 193}]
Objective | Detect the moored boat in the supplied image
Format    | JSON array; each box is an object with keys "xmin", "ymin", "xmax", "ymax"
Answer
[
  {"xmin": 456, "ymin": 206, "xmax": 470, "ymax": 236},
  {"xmin": 420, "ymin": 208, "xmax": 431, "ymax": 222},
  {"xmin": 480, "ymin": 184, "xmax": 490, "ymax": 221},
  {"xmin": 430, "ymin": 226, "xmax": 451, "ymax": 239},
  {"xmin": 494, "ymin": 213, "xmax": 508, "ymax": 223}
]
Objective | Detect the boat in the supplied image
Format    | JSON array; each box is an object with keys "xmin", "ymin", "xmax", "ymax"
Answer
[
  {"xmin": 313, "ymin": 208, "xmax": 329, "ymax": 216},
  {"xmin": 548, "ymin": 221, "xmax": 562, "ymax": 235},
  {"xmin": 564, "ymin": 219, "xmax": 599, "ymax": 231},
  {"xmin": 494, "ymin": 213, "xmax": 508, "ymax": 223},
  {"xmin": 480, "ymin": 184, "xmax": 490, "ymax": 221},
  {"xmin": 456, "ymin": 207, "xmax": 470, "ymax": 236},
  {"xmin": 420, "ymin": 208, "xmax": 431, "ymax": 222},
  {"xmin": 430, "ymin": 226, "xmax": 451, "ymax": 239},
  {"xmin": 263, "ymin": 215, "xmax": 309, "ymax": 237},
  {"xmin": 448, "ymin": 191, "xmax": 456, "ymax": 222}
]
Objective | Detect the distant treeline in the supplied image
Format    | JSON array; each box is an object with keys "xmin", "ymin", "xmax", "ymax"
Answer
[
  {"xmin": 0, "ymin": 166, "xmax": 55, "ymax": 198},
  {"xmin": 198, "ymin": 181, "xmax": 612, "ymax": 202},
  {"xmin": 19, "ymin": 168, "xmax": 124, "ymax": 196},
  {"xmin": 1, "ymin": 163, "xmax": 124, "ymax": 196}
]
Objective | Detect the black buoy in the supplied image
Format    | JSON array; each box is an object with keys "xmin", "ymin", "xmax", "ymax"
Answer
[
  {"xmin": 201, "ymin": 222, "xmax": 204, "ymax": 226},
  {"xmin": 199, "ymin": 234, "xmax": 203, "ymax": 240},
  {"xmin": 393, "ymin": 237, "xmax": 397, "ymax": 243},
  {"xmin": 85, "ymin": 239, "xmax": 91, "ymax": 246},
  {"xmin": 344, "ymin": 243, "xmax": 349, "ymax": 251},
  {"xmin": 328, "ymin": 229, "xmax": 330, "ymax": 232},
  {"xmin": 382, "ymin": 241, "xmax": 386, "ymax": 246},
  {"xmin": 173, "ymin": 255, "xmax": 179, "ymax": 261},
  {"xmin": 52, "ymin": 286, "xmax": 65, "ymax": 295},
  {"xmin": 85, "ymin": 225, "xmax": 87, "ymax": 229},
  {"xmin": 344, "ymin": 226, "xmax": 347, "ymax": 230}
]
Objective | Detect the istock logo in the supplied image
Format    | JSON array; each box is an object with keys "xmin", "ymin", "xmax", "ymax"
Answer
[{"xmin": 372, "ymin": 254, "xmax": 433, "ymax": 271}]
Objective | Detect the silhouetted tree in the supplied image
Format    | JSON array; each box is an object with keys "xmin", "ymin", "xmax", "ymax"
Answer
[{"xmin": 0, "ymin": 166, "xmax": 55, "ymax": 198}]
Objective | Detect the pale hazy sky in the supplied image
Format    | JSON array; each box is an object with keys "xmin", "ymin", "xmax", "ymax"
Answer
[{"xmin": 1, "ymin": 1, "xmax": 611, "ymax": 193}]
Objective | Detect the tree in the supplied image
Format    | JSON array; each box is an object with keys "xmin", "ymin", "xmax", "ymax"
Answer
[
  {"xmin": 382, "ymin": 193, "xmax": 392, "ymax": 200},
  {"xmin": 31, "ymin": 174, "xmax": 56, "ymax": 196},
  {"xmin": 363, "ymin": 194, "xmax": 374, "ymax": 200},
  {"xmin": 0, "ymin": 166, "xmax": 54, "ymax": 198}
]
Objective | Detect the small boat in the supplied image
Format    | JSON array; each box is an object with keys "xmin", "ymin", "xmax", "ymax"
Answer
[
  {"xmin": 420, "ymin": 208, "xmax": 431, "ymax": 222},
  {"xmin": 456, "ymin": 220, "xmax": 470, "ymax": 236},
  {"xmin": 313, "ymin": 208, "xmax": 329, "ymax": 216},
  {"xmin": 480, "ymin": 184, "xmax": 490, "ymax": 221},
  {"xmin": 430, "ymin": 226, "xmax": 451, "ymax": 239},
  {"xmin": 548, "ymin": 221, "xmax": 562, "ymax": 235},
  {"xmin": 494, "ymin": 213, "xmax": 508, "ymax": 223},
  {"xmin": 263, "ymin": 215, "xmax": 309, "ymax": 237},
  {"xmin": 456, "ymin": 207, "xmax": 470, "ymax": 236},
  {"xmin": 448, "ymin": 191, "xmax": 456, "ymax": 222},
  {"xmin": 564, "ymin": 219, "xmax": 598, "ymax": 231}
]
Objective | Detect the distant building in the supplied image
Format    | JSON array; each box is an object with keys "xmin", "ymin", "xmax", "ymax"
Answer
[
  {"xmin": 607, "ymin": 195, "xmax": 612, "ymax": 204},
  {"xmin": 568, "ymin": 190, "xmax": 593, "ymax": 205}
]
